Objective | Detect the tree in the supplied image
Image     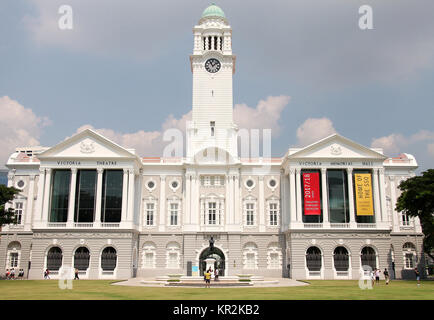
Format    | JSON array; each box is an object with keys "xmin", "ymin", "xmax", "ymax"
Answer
[
  {"xmin": 396, "ymin": 169, "xmax": 434, "ymax": 261},
  {"xmin": 0, "ymin": 184, "xmax": 20, "ymax": 226}
]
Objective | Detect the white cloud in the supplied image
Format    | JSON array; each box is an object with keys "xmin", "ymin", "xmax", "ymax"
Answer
[
  {"xmin": 0, "ymin": 96, "xmax": 51, "ymax": 166},
  {"xmin": 296, "ymin": 117, "xmax": 337, "ymax": 147},
  {"xmin": 233, "ymin": 95, "xmax": 290, "ymax": 136},
  {"xmin": 371, "ymin": 130, "xmax": 434, "ymax": 157}
]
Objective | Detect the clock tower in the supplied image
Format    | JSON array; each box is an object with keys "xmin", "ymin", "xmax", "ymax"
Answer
[{"xmin": 187, "ymin": 4, "xmax": 238, "ymax": 161}]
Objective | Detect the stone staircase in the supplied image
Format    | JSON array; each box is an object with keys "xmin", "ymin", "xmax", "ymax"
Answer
[{"xmin": 140, "ymin": 275, "xmax": 279, "ymax": 287}]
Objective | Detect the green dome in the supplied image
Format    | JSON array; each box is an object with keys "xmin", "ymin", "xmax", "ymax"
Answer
[{"xmin": 201, "ymin": 3, "xmax": 226, "ymax": 19}]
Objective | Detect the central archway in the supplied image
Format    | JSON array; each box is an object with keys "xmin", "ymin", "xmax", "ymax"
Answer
[{"xmin": 199, "ymin": 247, "xmax": 225, "ymax": 276}]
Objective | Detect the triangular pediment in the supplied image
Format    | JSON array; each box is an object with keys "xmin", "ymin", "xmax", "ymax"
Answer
[
  {"xmin": 38, "ymin": 129, "xmax": 137, "ymax": 160},
  {"xmin": 289, "ymin": 134, "xmax": 386, "ymax": 160}
]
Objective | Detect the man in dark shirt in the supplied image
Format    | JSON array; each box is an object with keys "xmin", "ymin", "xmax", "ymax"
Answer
[{"xmin": 414, "ymin": 268, "xmax": 420, "ymax": 286}]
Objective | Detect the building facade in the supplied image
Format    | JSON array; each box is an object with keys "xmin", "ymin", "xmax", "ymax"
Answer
[{"xmin": 0, "ymin": 4, "xmax": 425, "ymax": 280}]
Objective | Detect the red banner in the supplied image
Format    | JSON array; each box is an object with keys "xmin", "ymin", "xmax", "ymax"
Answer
[{"xmin": 303, "ymin": 172, "xmax": 321, "ymax": 215}]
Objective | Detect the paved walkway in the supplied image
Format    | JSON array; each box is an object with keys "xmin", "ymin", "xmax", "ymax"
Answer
[{"xmin": 112, "ymin": 277, "xmax": 309, "ymax": 288}]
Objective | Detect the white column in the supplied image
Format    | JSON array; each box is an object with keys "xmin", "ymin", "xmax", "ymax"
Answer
[
  {"xmin": 378, "ymin": 168, "xmax": 388, "ymax": 224},
  {"xmin": 121, "ymin": 169, "xmax": 128, "ymax": 224},
  {"xmin": 194, "ymin": 174, "xmax": 200, "ymax": 225},
  {"xmin": 347, "ymin": 168, "xmax": 357, "ymax": 228},
  {"xmin": 25, "ymin": 175, "xmax": 36, "ymax": 227},
  {"xmin": 234, "ymin": 174, "xmax": 240, "ymax": 225},
  {"xmin": 159, "ymin": 175, "xmax": 166, "ymax": 231},
  {"xmin": 94, "ymin": 168, "xmax": 104, "ymax": 226},
  {"xmin": 35, "ymin": 168, "xmax": 45, "ymax": 222},
  {"xmin": 258, "ymin": 176, "xmax": 265, "ymax": 231},
  {"xmin": 321, "ymin": 168, "xmax": 330, "ymax": 227},
  {"xmin": 42, "ymin": 168, "xmax": 52, "ymax": 223},
  {"xmin": 289, "ymin": 169, "xmax": 297, "ymax": 225},
  {"xmin": 225, "ymin": 175, "xmax": 230, "ymax": 226},
  {"xmin": 295, "ymin": 168, "xmax": 302, "ymax": 224},
  {"xmin": 372, "ymin": 169, "xmax": 381, "ymax": 225},
  {"xmin": 389, "ymin": 176, "xmax": 400, "ymax": 232},
  {"xmin": 229, "ymin": 174, "xmax": 234, "ymax": 225},
  {"xmin": 127, "ymin": 169, "xmax": 135, "ymax": 223},
  {"xmin": 185, "ymin": 174, "xmax": 191, "ymax": 225},
  {"xmin": 67, "ymin": 168, "xmax": 77, "ymax": 227}
]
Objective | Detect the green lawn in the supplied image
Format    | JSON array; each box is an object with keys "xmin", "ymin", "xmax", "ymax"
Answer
[{"xmin": 0, "ymin": 280, "xmax": 433, "ymax": 300}]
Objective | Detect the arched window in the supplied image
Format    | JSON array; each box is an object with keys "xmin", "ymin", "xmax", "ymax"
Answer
[
  {"xmin": 7, "ymin": 242, "xmax": 21, "ymax": 269},
  {"xmin": 361, "ymin": 246, "xmax": 377, "ymax": 270},
  {"xmin": 403, "ymin": 242, "xmax": 416, "ymax": 269},
  {"xmin": 101, "ymin": 247, "xmax": 117, "ymax": 271},
  {"xmin": 243, "ymin": 242, "xmax": 258, "ymax": 269},
  {"xmin": 333, "ymin": 247, "xmax": 349, "ymax": 271},
  {"xmin": 166, "ymin": 242, "xmax": 181, "ymax": 269},
  {"xmin": 142, "ymin": 242, "xmax": 156, "ymax": 269},
  {"xmin": 47, "ymin": 247, "xmax": 63, "ymax": 271},
  {"xmin": 306, "ymin": 246, "xmax": 322, "ymax": 271},
  {"xmin": 74, "ymin": 247, "xmax": 90, "ymax": 271},
  {"xmin": 267, "ymin": 243, "xmax": 282, "ymax": 269}
]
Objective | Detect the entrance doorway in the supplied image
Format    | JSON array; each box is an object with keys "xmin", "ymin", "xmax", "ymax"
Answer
[{"xmin": 199, "ymin": 247, "xmax": 225, "ymax": 276}]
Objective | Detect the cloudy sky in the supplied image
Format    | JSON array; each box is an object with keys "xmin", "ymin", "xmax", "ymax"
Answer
[{"xmin": 1, "ymin": 0, "xmax": 433, "ymax": 172}]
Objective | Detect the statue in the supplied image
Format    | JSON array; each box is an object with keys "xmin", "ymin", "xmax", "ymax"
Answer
[{"xmin": 209, "ymin": 236, "xmax": 215, "ymax": 252}]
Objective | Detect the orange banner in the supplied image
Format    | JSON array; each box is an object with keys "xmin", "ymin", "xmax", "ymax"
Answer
[{"xmin": 354, "ymin": 173, "xmax": 374, "ymax": 216}]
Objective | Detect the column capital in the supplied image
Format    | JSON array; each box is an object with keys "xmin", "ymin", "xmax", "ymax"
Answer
[
  {"xmin": 97, "ymin": 168, "xmax": 104, "ymax": 174},
  {"xmin": 7, "ymin": 172, "xmax": 15, "ymax": 180},
  {"xmin": 373, "ymin": 168, "xmax": 379, "ymax": 174},
  {"xmin": 39, "ymin": 168, "xmax": 45, "ymax": 174},
  {"xmin": 160, "ymin": 175, "xmax": 166, "ymax": 182},
  {"xmin": 379, "ymin": 168, "xmax": 385, "ymax": 175},
  {"xmin": 71, "ymin": 168, "xmax": 78, "ymax": 174},
  {"xmin": 321, "ymin": 168, "xmax": 327, "ymax": 174},
  {"xmin": 45, "ymin": 168, "xmax": 52, "ymax": 174},
  {"xmin": 258, "ymin": 175, "xmax": 264, "ymax": 182},
  {"xmin": 289, "ymin": 168, "xmax": 296, "ymax": 175},
  {"xmin": 29, "ymin": 175, "xmax": 36, "ymax": 181},
  {"xmin": 296, "ymin": 168, "xmax": 302, "ymax": 174},
  {"xmin": 347, "ymin": 167, "xmax": 353, "ymax": 174}
]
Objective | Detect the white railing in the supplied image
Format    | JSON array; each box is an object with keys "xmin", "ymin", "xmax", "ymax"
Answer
[
  {"xmin": 9, "ymin": 224, "xmax": 24, "ymax": 229},
  {"xmin": 357, "ymin": 223, "xmax": 376, "ymax": 229},
  {"xmin": 47, "ymin": 222, "xmax": 67, "ymax": 228},
  {"xmin": 330, "ymin": 223, "xmax": 350, "ymax": 228},
  {"xmin": 74, "ymin": 223, "xmax": 94, "ymax": 228},
  {"xmin": 304, "ymin": 223, "xmax": 323, "ymax": 228},
  {"xmin": 101, "ymin": 223, "xmax": 120, "ymax": 228}
]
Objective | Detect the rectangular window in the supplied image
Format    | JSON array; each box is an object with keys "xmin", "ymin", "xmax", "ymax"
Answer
[
  {"xmin": 327, "ymin": 169, "xmax": 350, "ymax": 223},
  {"xmin": 401, "ymin": 213, "xmax": 410, "ymax": 226},
  {"xmin": 269, "ymin": 203, "xmax": 278, "ymax": 226},
  {"xmin": 10, "ymin": 253, "xmax": 18, "ymax": 268},
  {"xmin": 208, "ymin": 202, "xmax": 216, "ymax": 225},
  {"xmin": 50, "ymin": 169, "xmax": 71, "ymax": 222},
  {"xmin": 101, "ymin": 170, "xmax": 123, "ymax": 223},
  {"xmin": 146, "ymin": 203, "xmax": 154, "ymax": 226},
  {"xmin": 405, "ymin": 253, "xmax": 414, "ymax": 269},
  {"xmin": 14, "ymin": 202, "xmax": 23, "ymax": 224},
  {"xmin": 144, "ymin": 253, "xmax": 154, "ymax": 268},
  {"xmin": 269, "ymin": 253, "xmax": 279, "ymax": 269},
  {"xmin": 246, "ymin": 203, "xmax": 255, "ymax": 226},
  {"xmin": 170, "ymin": 203, "xmax": 178, "ymax": 226},
  {"xmin": 246, "ymin": 253, "xmax": 255, "ymax": 269},
  {"xmin": 75, "ymin": 170, "xmax": 97, "ymax": 222},
  {"xmin": 168, "ymin": 253, "xmax": 178, "ymax": 268}
]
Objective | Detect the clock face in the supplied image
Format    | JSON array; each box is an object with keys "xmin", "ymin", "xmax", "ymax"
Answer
[{"xmin": 205, "ymin": 58, "xmax": 221, "ymax": 73}]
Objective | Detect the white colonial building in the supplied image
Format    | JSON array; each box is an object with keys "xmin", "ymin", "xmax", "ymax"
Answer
[{"xmin": 0, "ymin": 4, "xmax": 424, "ymax": 280}]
